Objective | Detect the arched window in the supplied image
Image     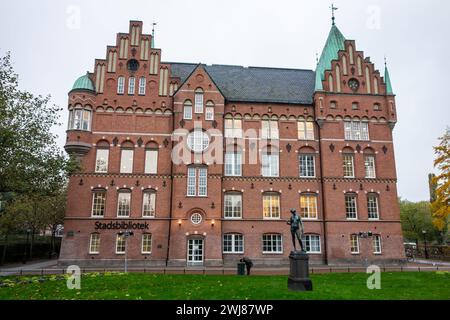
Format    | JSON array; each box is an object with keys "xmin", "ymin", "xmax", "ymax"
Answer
[
  {"xmin": 145, "ymin": 142, "xmax": 158, "ymax": 174},
  {"xmin": 117, "ymin": 189, "xmax": 132, "ymax": 217},
  {"xmin": 336, "ymin": 65, "xmax": 341, "ymax": 92},
  {"xmin": 367, "ymin": 193, "xmax": 379, "ymax": 220},
  {"xmin": 117, "ymin": 76, "xmax": 125, "ymax": 94},
  {"xmin": 195, "ymin": 88, "xmax": 204, "ymax": 113},
  {"xmin": 128, "ymin": 77, "xmax": 135, "ymax": 95},
  {"xmin": 120, "ymin": 141, "xmax": 134, "ymax": 174},
  {"xmin": 68, "ymin": 104, "xmax": 92, "ymax": 131},
  {"xmin": 91, "ymin": 188, "xmax": 106, "ymax": 217},
  {"xmin": 142, "ymin": 190, "xmax": 156, "ymax": 218},
  {"xmin": 205, "ymin": 101, "xmax": 215, "ymax": 121},
  {"xmin": 183, "ymin": 100, "xmax": 193, "ymax": 120},
  {"xmin": 95, "ymin": 140, "xmax": 110, "ymax": 173},
  {"xmin": 138, "ymin": 77, "xmax": 146, "ymax": 95},
  {"xmin": 262, "ymin": 192, "xmax": 280, "ymax": 219},
  {"xmin": 328, "ymin": 74, "xmax": 334, "ymax": 92},
  {"xmin": 342, "ymin": 147, "xmax": 355, "ymax": 178}
]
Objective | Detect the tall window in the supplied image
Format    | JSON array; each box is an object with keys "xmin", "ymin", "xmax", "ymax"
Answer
[
  {"xmin": 262, "ymin": 152, "xmax": 279, "ymax": 177},
  {"xmin": 262, "ymin": 120, "xmax": 279, "ymax": 139},
  {"xmin": 205, "ymin": 101, "xmax": 214, "ymax": 121},
  {"xmin": 142, "ymin": 192, "xmax": 156, "ymax": 218},
  {"xmin": 187, "ymin": 167, "xmax": 208, "ymax": 197},
  {"xmin": 367, "ymin": 195, "xmax": 379, "ymax": 220},
  {"xmin": 345, "ymin": 194, "xmax": 358, "ymax": 220},
  {"xmin": 373, "ymin": 235, "xmax": 382, "ymax": 254},
  {"xmin": 91, "ymin": 190, "xmax": 106, "ymax": 217},
  {"xmin": 343, "ymin": 154, "xmax": 355, "ymax": 178},
  {"xmin": 138, "ymin": 77, "xmax": 146, "ymax": 95},
  {"xmin": 183, "ymin": 100, "xmax": 193, "ymax": 120},
  {"xmin": 305, "ymin": 235, "xmax": 321, "ymax": 253},
  {"xmin": 194, "ymin": 88, "xmax": 204, "ymax": 113},
  {"xmin": 225, "ymin": 118, "xmax": 242, "ymax": 138},
  {"xmin": 300, "ymin": 195, "xmax": 318, "ymax": 219},
  {"xmin": 68, "ymin": 107, "xmax": 91, "ymax": 131},
  {"xmin": 142, "ymin": 234, "xmax": 152, "ymax": 254},
  {"xmin": 117, "ymin": 76, "xmax": 125, "ymax": 94},
  {"xmin": 95, "ymin": 148, "xmax": 109, "ymax": 173},
  {"xmin": 120, "ymin": 146, "xmax": 134, "ymax": 174},
  {"xmin": 223, "ymin": 234, "xmax": 244, "ymax": 254},
  {"xmin": 263, "ymin": 193, "xmax": 280, "ymax": 219},
  {"xmin": 128, "ymin": 77, "xmax": 135, "ymax": 95},
  {"xmin": 263, "ymin": 234, "xmax": 283, "ymax": 254},
  {"xmin": 299, "ymin": 154, "xmax": 315, "ymax": 178},
  {"xmin": 145, "ymin": 149, "xmax": 158, "ymax": 174},
  {"xmin": 116, "ymin": 234, "xmax": 126, "ymax": 254},
  {"xmin": 224, "ymin": 193, "xmax": 242, "ymax": 219},
  {"xmin": 350, "ymin": 234, "xmax": 360, "ymax": 254},
  {"xmin": 298, "ymin": 121, "xmax": 314, "ymax": 140},
  {"xmin": 117, "ymin": 192, "xmax": 131, "ymax": 217},
  {"xmin": 344, "ymin": 121, "xmax": 370, "ymax": 141},
  {"xmin": 365, "ymin": 155, "xmax": 376, "ymax": 179},
  {"xmin": 225, "ymin": 151, "xmax": 242, "ymax": 176},
  {"xmin": 89, "ymin": 233, "xmax": 100, "ymax": 254}
]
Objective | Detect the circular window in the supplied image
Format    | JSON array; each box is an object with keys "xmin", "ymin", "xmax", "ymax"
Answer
[
  {"xmin": 187, "ymin": 130, "xmax": 210, "ymax": 153},
  {"xmin": 190, "ymin": 213, "xmax": 203, "ymax": 225},
  {"xmin": 127, "ymin": 59, "xmax": 140, "ymax": 72}
]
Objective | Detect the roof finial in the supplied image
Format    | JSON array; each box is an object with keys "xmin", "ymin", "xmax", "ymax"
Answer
[
  {"xmin": 330, "ymin": 3, "xmax": 338, "ymax": 26},
  {"xmin": 151, "ymin": 22, "xmax": 157, "ymax": 48},
  {"xmin": 384, "ymin": 55, "xmax": 387, "ymax": 67},
  {"xmin": 316, "ymin": 52, "xmax": 319, "ymax": 65}
]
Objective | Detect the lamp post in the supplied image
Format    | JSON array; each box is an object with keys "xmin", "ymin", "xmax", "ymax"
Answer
[
  {"xmin": 118, "ymin": 230, "xmax": 134, "ymax": 273},
  {"xmin": 422, "ymin": 230, "xmax": 429, "ymax": 259}
]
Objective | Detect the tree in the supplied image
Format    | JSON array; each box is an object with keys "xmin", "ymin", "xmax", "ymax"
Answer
[{"xmin": 431, "ymin": 128, "xmax": 450, "ymax": 239}]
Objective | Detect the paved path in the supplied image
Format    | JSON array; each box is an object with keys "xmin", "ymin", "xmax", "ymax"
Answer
[
  {"xmin": 412, "ymin": 259, "xmax": 450, "ymax": 266},
  {"xmin": 0, "ymin": 259, "xmax": 58, "ymax": 276}
]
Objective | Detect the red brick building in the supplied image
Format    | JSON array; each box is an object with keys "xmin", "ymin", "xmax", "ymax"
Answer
[{"xmin": 59, "ymin": 20, "xmax": 405, "ymax": 267}]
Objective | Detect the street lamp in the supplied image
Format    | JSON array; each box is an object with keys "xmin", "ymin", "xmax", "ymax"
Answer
[
  {"xmin": 118, "ymin": 230, "xmax": 134, "ymax": 273},
  {"xmin": 422, "ymin": 230, "xmax": 429, "ymax": 259}
]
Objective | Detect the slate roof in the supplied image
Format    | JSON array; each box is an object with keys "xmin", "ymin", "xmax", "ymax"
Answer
[{"xmin": 167, "ymin": 62, "xmax": 316, "ymax": 105}]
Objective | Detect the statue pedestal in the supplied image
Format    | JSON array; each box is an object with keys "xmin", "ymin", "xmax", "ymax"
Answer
[{"xmin": 288, "ymin": 251, "xmax": 313, "ymax": 292}]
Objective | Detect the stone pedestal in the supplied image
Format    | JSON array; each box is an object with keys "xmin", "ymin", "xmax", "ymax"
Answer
[{"xmin": 287, "ymin": 251, "xmax": 313, "ymax": 291}]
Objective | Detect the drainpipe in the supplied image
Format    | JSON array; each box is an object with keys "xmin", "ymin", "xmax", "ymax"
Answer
[{"xmin": 165, "ymin": 101, "xmax": 176, "ymax": 267}]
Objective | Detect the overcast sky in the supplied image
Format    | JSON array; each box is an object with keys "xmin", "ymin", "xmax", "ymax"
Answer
[{"xmin": 1, "ymin": 0, "xmax": 448, "ymax": 202}]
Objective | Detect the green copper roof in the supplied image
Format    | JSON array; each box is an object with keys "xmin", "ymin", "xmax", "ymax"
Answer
[
  {"xmin": 384, "ymin": 65, "xmax": 394, "ymax": 95},
  {"xmin": 71, "ymin": 74, "xmax": 95, "ymax": 92},
  {"xmin": 315, "ymin": 25, "xmax": 346, "ymax": 91}
]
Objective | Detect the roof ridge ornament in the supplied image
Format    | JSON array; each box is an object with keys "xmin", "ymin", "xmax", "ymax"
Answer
[
  {"xmin": 151, "ymin": 22, "xmax": 157, "ymax": 48},
  {"xmin": 330, "ymin": 3, "xmax": 338, "ymax": 26}
]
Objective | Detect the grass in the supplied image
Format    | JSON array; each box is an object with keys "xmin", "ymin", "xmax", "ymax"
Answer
[{"xmin": 0, "ymin": 272, "xmax": 449, "ymax": 300}]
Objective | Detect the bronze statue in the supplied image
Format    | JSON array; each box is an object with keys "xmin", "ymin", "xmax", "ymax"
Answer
[{"xmin": 287, "ymin": 208, "xmax": 306, "ymax": 252}]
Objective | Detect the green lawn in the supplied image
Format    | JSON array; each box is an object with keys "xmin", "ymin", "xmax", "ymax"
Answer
[{"xmin": 0, "ymin": 272, "xmax": 449, "ymax": 300}]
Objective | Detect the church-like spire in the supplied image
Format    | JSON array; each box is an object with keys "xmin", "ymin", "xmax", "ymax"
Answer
[
  {"xmin": 315, "ymin": 23, "xmax": 346, "ymax": 91},
  {"xmin": 151, "ymin": 22, "xmax": 157, "ymax": 48},
  {"xmin": 384, "ymin": 58, "xmax": 394, "ymax": 95}
]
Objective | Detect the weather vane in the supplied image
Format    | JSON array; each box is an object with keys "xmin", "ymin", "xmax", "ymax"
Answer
[{"xmin": 330, "ymin": 3, "xmax": 338, "ymax": 25}]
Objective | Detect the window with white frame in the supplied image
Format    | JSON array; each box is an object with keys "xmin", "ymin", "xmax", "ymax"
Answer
[
  {"xmin": 89, "ymin": 233, "xmax": 100, "ymax": 254},
  {"xmin": 343, "ymin": 154, "xmax": 355, "ymax": 178},
  {"xmin": 305, "ymin": 234, "xmax": 321, "ymax": 253},
  {"xmin": 299, "ymin": 154, "xmax": 315, "ymax": 178},
  {"xmin": 367, "ymin": 195, "xmax": 379, "ymax": 220},
  {"xmin": 365, "ymin": 155, "xmax": 376, "ymax": 179},
  {"xmin": 116, "ymin": 234, "xmax": 126, "ymax": 254},
  {"xmin": 223, "ymin": 234, "xmax": 244, "ymax": 253},
  {"xmin": 68, "ymin": 107, "xmax": 91, "ymax": 131},
  {"xmin": 91, "ymin": 191, "xmax": 106, "ymax": 217},
  {"xmin": 263, "ymin": 234, "xmax": 283, "ymax": 253},
  {"xmin": 187, "ymin": 130, "xmax": 210, "ymax": 153},
  {"xmin": 144, "ymin": 149, "xmax": 158, "ymax": 174},
  {"xmin": 262, "ymin": 152, "xmax": 279, "ymax": 177},
  {"xmin": 263, "ymin": 194, "xmax": 280, "ymax": 219},
  {"xmin": 373, "ymin": 235, "xmax": 382, "ymax": 254},
  {"xmin": 205, "ymin": 101, "xmax": 214, "ymax": 121},
  {"xmin": 117, "ymin": 192, "xmax": 131, "ymax": 217},
  {"xmin": 344, "ymin": 121, "xmax": 369, "ymax": 141},
  {"xmin": 194, "ymin": 89, "xmax": 204, "ymax": 113},
  {"xmin": 224, "ymin": 193, "xmax": 242, "ymax": 219},
  {"xmin": 298, "ymin": 121, "xmax": 315, "ymax": 140},
  {"xmin": 120, "ymin": 149, "xmax": 134, "ymax": 174},
  {"xmin": 187, "ymin": 167, "xmax": 208, "ymax": 197},
  {"xmin": 138, "ymin": 77, "xmax": 146, "ymax": 95},
  {"xmin": 142, "ymin": 192, "xmax": 156, "ymax": 218},
  {"xmin": 225, "ymin": 118, "xmax": 242, "ymax": 138},
  {"xmin": 225, "ymin": 151, "xmax": 242, "ymax": 176},
  {"xmin": 183, "ymin": 100, "xmax": 193, "ymax": 120},
  {"xmin": 142, "ymin": 234, "xmax": 152, "ymax": 254},
  {"xmin": 350, "ymin": 234, "xmax": 360, "ymax": 254},
  {"xmin": 345, "ymin": 194, "xmax": 358, "ymax": 219},
  {"xmin": 262, "ymin": 120, "xmax": 279, "ymax": 139},
  {"xmin": 95, "ymin": 149, "xmax": 109, "ymax": 173},
  {"xmin": 117, "ymin": 76, "xmax": 125, "ymax": 94},
  {"xmin": 128, "ymin": 77, "xmax": 135, "ymax": 95},
  {"xmin": 300, "ymin": 195, "xmax": 318, "ymax": 219}
]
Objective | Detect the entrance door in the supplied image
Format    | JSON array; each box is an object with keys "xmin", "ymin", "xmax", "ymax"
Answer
[{"xmin": 187, "ymin": 239, "xmax": 204, "ymax": 266}]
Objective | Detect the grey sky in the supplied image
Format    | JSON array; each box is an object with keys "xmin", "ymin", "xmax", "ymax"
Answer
[{"xmin": 1, "ymin": 0, "xmax": 448, "ymax": 202}]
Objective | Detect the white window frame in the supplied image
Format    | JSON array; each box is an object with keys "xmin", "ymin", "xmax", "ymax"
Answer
[
  {"xmin": 138, "ymin": 77, "xmax": 146, "ymax": 95},
  {"xmin": 263, "ymin": 194, "xmax": 281, "ymax": 220},
  {"xmin": 116, "ymin": 235, "xmax": 126, "ymax": 255},
  {"xmin": 141, "ymin": 234, "xmax": 152, "ymax": 254},
  {"xmin": 300, "ymin": 195, "xmax": 318, "ymax": 220},
  {"xmin": 91, "ymin": 191, "xmax": 106, "ymax": 217},
  {"xmin": 224, "ymin": 193, "xmax": 242, "ymax": 219},
  {"xmin": 367, "ymin": 195, "xmax": 380, "ymax": 220},
  {"xmin": 120, "ymin": 149, "xmax": 134, "ymax": 174},
  {"xmin": 142, "ymin": 192, "xmax": 156, "ymax": 218},
  {"xmin": 365, "ymin": 155, "xmax": 376, "ymax": 179},
  {"xmin": 89, "ymin": 233, "xmax": 100, "ymax": 254},
  {"xmin": 144, "ymin": 149, "xmax": 158, "ymax": 174},
  {"xmin": 343, "ymin": 154, "xmax": 355, "ymax": 178},
  {"xmin": 183, "ymin": 101, "xmax": 193, "ymax": 120},
  {"xmin": 225, "ymin": 118, "xmax": 242, "ymax": 138},
  {"xmin": 117, "ymin": 192, "xmax": 131, "ymax": 218},
  {"xmin": 262, "ymin": 153, "xmax": 279, "ymax": 177},
  {"xmin": 187, "ymin": 167, "xmax": 208, "ymax": 197},
  {"xmin": 194, "ymin": 90, "xmax": 204, "ymax": 113},
  {"xmin": 344, "ymin": 121, "xmax": 370, "ymax": 141},
  {"xmin": 262, "ymin": 120, "xmax": 279, "ymax": 140},
  {"xmin": 373, "ymin": 235, "xmax": 382, "ymax": 254},
  {"xmin": 299, "ymin": 154, "xmax": 315, "ymax": 178},
  {"xmin": 262, "ymin": 234, "xmax": 283, "ymax": 254},
  {"xmin": 298, "ymin": 121, "xmax": 314, "ymax": 140},
  {"xmin": 95, "ymin": 149, "xmax": 109, "ymax": 173},
  {"xmin": 350, "ymin": 234, "xmax": 360, "ymax": 254},
  {"xmin": 205, "ymin": 106, "xmax": 214, "ymax": 121},
  {"xmin": 117, "ymin": 76, "xmax": 125, "ymax": 94},
  {"xmin": 223, "ymin": 234, "xmax": 244, "ymax": 254},
  {"xmin": 345, "ymin": 194, "xmax": 358, "ymax": 220},
  {"xmin": 225, "ymin": 152, "xmax": 242, "ymax": 177},
  {"xmin": 128, "ymin": 77, "xmax": 135, "ymax": 95},
  {"xmin": 305, "ymin": 234, "xmax": 321, "ymax": 254},
  {"xmin": 187, "ymin": 130, "xmax": 210, "ymax": 153}
]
